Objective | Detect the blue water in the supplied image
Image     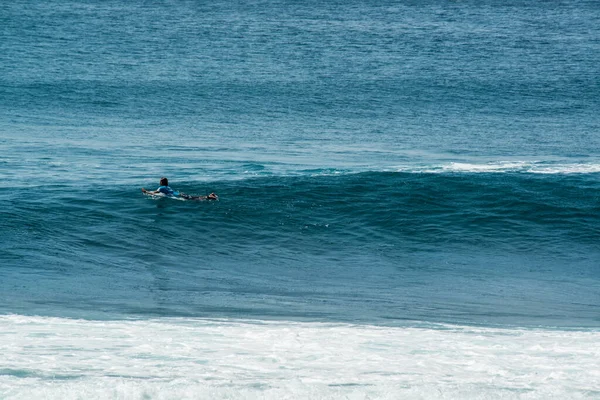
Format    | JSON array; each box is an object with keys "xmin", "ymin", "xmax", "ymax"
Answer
[{"xmin": 1, "ymin": 1, "xmax": 599, "ymax": 398}]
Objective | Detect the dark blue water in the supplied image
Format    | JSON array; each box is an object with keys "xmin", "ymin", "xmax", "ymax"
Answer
[
  {"xmin": 3, "ymin": 172, "xmax": 599, "ymax": 327},
  {"xmin": 1, "ymin": 0, "xmax": 599, "ymax": 328}
]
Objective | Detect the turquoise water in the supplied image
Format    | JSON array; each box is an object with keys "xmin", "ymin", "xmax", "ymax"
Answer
[{"xmin": 1, "ymin": 1, "xmax": 599, "ymax": 398}]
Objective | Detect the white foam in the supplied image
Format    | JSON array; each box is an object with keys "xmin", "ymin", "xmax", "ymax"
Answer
[
  {"xmin": 406, "ymin": 161, "xmax": 600, "ymax": 174},
  {"xmin": 0, "ymin": 315, "xmax": 598, "ymax": 399}
]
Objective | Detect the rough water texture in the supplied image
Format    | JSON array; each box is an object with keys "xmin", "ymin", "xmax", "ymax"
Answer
[{"xmin": 1, "ymin": 0, "xmax": 599, "ymax": 398}]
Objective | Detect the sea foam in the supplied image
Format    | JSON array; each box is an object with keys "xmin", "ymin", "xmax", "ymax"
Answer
[
  {"xmin": 1, "ymin": 315, "xmax": 598, "ymax": 399},
  {"xmin": 391, "ymin": 161, "xmax": 600, "ymax": 175}
]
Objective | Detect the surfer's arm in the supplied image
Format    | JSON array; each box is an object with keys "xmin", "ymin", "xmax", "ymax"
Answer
[{"xmin": 141, "ymin": 188, "xmax": 159, "ymax": 194}]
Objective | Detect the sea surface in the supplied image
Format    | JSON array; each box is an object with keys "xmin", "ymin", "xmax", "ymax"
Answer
[{"xmin": 1, "ymin": 0, "xmax": 599, "ymax": 398}]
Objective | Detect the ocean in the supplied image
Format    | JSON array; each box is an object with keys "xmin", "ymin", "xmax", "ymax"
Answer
[{"xmin": 1, "ymin": 0, "xmax": 599, "ymax": 398}]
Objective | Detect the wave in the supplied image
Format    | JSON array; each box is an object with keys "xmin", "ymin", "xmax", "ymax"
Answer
[
  {"xmin": 225, "ymin": 161, "xmax": 600, "ymax": 180},
  {"xmin": 3, "ymin": 170, "xmax": 599, "ymax": 326},
  {"xmin": 4, "ymin": 156, "xmax": 600, "ymax": 190},
  {"xmin": 7, "ymin": 170, "xmax": 600, "ymax": 257}
]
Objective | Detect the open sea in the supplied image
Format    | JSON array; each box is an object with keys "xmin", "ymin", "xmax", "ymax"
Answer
[{"xmin": 1, "ymin": 0, "xmax": 599, "ymax": 398}]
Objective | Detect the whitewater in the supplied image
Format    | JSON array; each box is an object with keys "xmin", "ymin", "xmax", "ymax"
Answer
[{"xmin": 2, "ymin": 316, "xmax": 599, "ymax": 400}]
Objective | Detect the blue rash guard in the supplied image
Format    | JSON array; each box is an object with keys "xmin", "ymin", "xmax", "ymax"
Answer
[{"xmin": 156, "ymin": 186, "xmax": 179, "ymax": 196}]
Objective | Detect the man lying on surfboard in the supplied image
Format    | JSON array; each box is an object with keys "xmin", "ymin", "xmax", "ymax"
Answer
[{"xmin": 142, "ymin": 177, "xmax": 218, "ymax": 200}]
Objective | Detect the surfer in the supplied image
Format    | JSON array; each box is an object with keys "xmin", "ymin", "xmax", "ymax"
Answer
[{"xmin": 142, "ymin": 177, "xmax": 218, "ymax": 200}]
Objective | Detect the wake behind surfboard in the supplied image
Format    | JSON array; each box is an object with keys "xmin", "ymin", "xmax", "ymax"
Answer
[{"xmin": 142, "ymin": 192, "xmax": 218, "ymax": 201}]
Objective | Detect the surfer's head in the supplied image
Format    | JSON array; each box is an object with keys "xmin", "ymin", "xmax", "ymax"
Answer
[{"xmin": 160, "ymin": 177, "xmax": 169, "ymax": 186}]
